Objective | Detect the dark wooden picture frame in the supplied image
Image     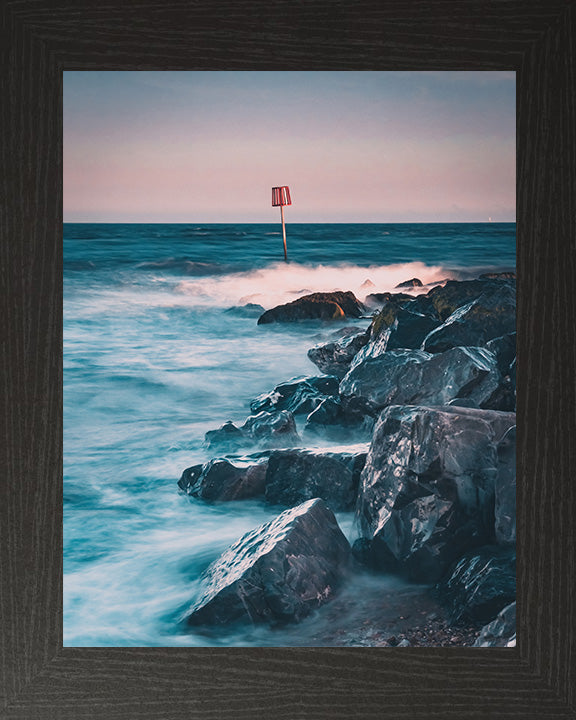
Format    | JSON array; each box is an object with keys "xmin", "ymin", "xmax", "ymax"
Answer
[{"xmin": 1, "ymin": 1, "xmax": 574, "ymax": 717}]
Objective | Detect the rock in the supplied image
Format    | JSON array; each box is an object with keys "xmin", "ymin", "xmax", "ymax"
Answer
[
  {"xmin": 250, "ymin": 375, "xmax": 340, "ymax": 415},
  {"xmin": 307, "ymin": 328, "xmax": 370, "ymax": 378},
  {"xmin": 485, "ymin": 333, "xmax": 516, "ymax": 375},
  {"xmin": 304, "ymin": 394, "xmax": 379, "ymax": 442},
  {"xmin": 364, "ymin": 291, "xmax": 414, "ymax": 309},
  {"xmin": 473, "ymin": 601, "xmax": 516, "ymax": 647},
  {"xmin": 184, "ymin": 498, "xmax": 351, "ymax": 627},
  {"xmin": 205, "ymin": 421, "xmax": 245, "ymax": 451},
  {"xmin": 257, "ymin": 291, "xmax": 365, "ymax": 324},
  {"xmin": 422, "ymin": 285, "xmax": 516, "ymax": 354},
  {"xmin": 397, "ymin": 638, "xmax": 411, "ymax": 646},
  {"xmin": 436, "ymin": 545, "xmax": 516, "ymax": 623},
  {"xmin": 396, "ymin": 277, "xmax": 423, "ymax": 288},
  {"xmin": 224, "ymin": 303, "xmax": 266, "ymax": 318},
  {"xmin": 411, "ymin": 277, "xmax": 515, "ymax": 322},
  {"xmin": 265, "ymin": 446, "xmax": 368, "ymax": 511},
  {"xmin": 385, "ymin": 309, "xmax": 442, "ymax": 351},
  {"xmin": 356, "ymin": 405, "xmax": 516, "ymax": 582},
  {"xmin": 340, "ymin": 346, "xmax": 502, "ymax": 410},
  {"xmin": 242, "ymin": 410, "xmax": 300, "ymax": 447},
  {"xmin": 205, "ymin": 411, "xmax": 300, "ymax": 450},
  {"xmin": 495, "ymin": 426, "xmax": 516, "ymax": 546},
  {"xmin": 178, "ymin": 458, "xmax": 269, "ymax": 501},
  {"xmin": 479, "ymin": 271, "xmax": 516, "ymax": 280}
]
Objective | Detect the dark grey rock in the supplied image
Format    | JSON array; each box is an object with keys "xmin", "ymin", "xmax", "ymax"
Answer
[
  {"xmin": 224, "ymin": 303, "xmax": 266, "ymax": 318},
  {"xmin": 396, "ymin": 277, "xmax": 423, "ymax": 288},
  {"xmin": 364, "ymin": 291, "xmax": 414, "ymax": 309},
  {"xmin": 422, "ymin": 285, "xmax": 516, "ymax": 354},
  {"xmin": 340, "ymin": 346, "xmax": 501, "ymax": 410},
  {"xmin": 265, "ymin": 446, "xmax": 368, "ymax": 511},
  {"xmin": 386, "ymin": 309, "xmax": 442, "ymax": 351},
  {"xmin": 436, "ymin": 545, "xmax": 516, "ymax": 623},
  {"xmin": 257, "ymin": 291, "xmax": 365, "ymax": 324},
  {"xmin": 495, "ymin": 426, "xmax": 516, "ymax": 546},
  {"xmin": 242, "ymin": 410, "xmax": 300, "ymax": 447},
  {"xmin": 356, "ymin": 405, "xmax": 516, "ymax": 582},
  {"xmin": 205, "ymin": 421, "xmax": 246, "ymax": 451},
  {"xmin": 184, "ymin": 498, "xmax": 351, "ymax": 627},
  {"xmin": 178, "ymin": 458, "xmax": 269, "ymax": 501},
  {"xmin": 485, "ymin": 333, "xmax": 516, "ymax": 375},
  {"xmin": 411, "ymin": 277, "xmax": 515, "ymax": 322},
  {"xmin": 479, "ymin": 272, "xmax": 516, "ymax": 280},
  {"xmin": 474, "ymin": 601, "xmax": 516, "ymax": 647},
  {"xmin": 250, "ymin": 375, "xmax": 340, "ymax": 415},
  {"xmin": 307, "ymin": 329, "xmax": 370, "ymax": 378},
  {"xmin": 205, "ymin": 411, "xmax": 300, "ymax": 451},
  {"xmin": 304, "ymin": 394, "xmax": 379, "ymax": 442}
]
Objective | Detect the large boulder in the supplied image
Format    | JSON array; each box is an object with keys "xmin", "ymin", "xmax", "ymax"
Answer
[
  {"xmin": 411, "ymin": 277, "xmax": 515, "ymax": 322},
  {"xmin": 257, "ymin": 291, "xmax": 365, "ymax": 324},
  {"xmin": 485, "ymin": 333, "xmax": 516, "ymax": 375},
  {"xmin": 386, "ymin": 309, "xmax": 442, "ymax": 351},
  {"xmin": 340, "ymin": 346, "xmax": 502, "ymax": 410},
  {"xmin": 436, "ymin": 545, "xmax": 516, "ymax": 623},
  {"xmin": 250, "ymin": 375, "xmax": 340, "ymax": 415},
  {"xmin": 265, "ymin": 446, "xmax": 368, "ymax": 511},
  {"xmin": 184, "ymin": 498, "xmax": 351, "ymax": 627},
  {"xmin": 422, "ymin": 285, "xmax": 516, "ymax": 354},
  {"xmin": 178, "ymin": 458, "xmax": 269, "ymax": 501},
  {"xmin": 307, "ymin": 329, "xmax": 370, "ymax": 378},
  {"xmin": 356, "ymin": 405, "xmax": 516, "ymax": 582},
  {"xmin": 304, "ymin": 394, "xmax": 379, "ymax": 442},
  {"xmin": 205, "ymin": 410, "xmax": 300, "ymax": 451},
  {"xmin": 495, "ymin": 426, "xmax": 516, "ymax": 546},
  {"xmin": 242, "ymin": 410, "xmax": 300, "ymax": 447},
  {"xmin": 473, "ymin": 601, "xmax": 516, "ymax": 647}
]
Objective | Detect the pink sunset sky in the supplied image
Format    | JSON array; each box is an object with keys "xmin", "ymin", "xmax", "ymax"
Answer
[{"xmin": 63, "ymin": 71, "xmax": 515, "ymax": 223}]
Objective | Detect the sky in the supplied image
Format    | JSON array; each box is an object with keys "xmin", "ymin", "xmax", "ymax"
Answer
[{"xmin": 63, "ymin": 71, "xmax": 516, "ymax": 223}]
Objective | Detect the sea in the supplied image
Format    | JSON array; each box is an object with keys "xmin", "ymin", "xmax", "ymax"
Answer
[{"xmin": 63, "ymin": 222, "xmax": 516, "ymax": 647}]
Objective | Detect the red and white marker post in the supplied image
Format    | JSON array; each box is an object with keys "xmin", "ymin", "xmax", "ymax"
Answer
[{"xmin": 272, "ymin": 186, "xmax": 292, "ymax": 262}]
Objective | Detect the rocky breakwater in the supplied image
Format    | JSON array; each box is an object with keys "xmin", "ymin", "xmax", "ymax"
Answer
[
  {"xmin": 177, "ymin": 274, "xmax": 516, "ymax": 643},
  {"xmin": 184, "ymin": 498, "xmax": 351, "ymax": 627}
]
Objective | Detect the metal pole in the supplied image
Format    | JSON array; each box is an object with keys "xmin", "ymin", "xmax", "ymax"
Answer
[{"xmin": 280, "ymin": 204, "xmax": 288, "ymax": 262}]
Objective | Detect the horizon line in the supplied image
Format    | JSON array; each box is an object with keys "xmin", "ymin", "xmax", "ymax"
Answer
[{"xmin": 63, "ymin": 220, "xmax": 517, "ymax": 225}]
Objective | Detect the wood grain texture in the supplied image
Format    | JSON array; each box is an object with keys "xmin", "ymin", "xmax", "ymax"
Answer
[{"xmin": 1, "ymin": 0, "xmax": 575, "ymax": 717}]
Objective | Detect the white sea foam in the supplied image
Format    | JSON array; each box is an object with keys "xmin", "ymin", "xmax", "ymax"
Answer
[{"xmin": 173, "ymin": 260, "xmax": 452, "ymax": 309}]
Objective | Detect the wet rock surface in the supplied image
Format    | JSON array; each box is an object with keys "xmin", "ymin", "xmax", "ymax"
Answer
[
  {"xmin": 250, "ymin": 375, "xmax": 340, "ymax": 415},
  {"xmin": 495, "ymin": 426, "xmax": 516, "ymax": 545},
  {"xmin": 436, "ymin": 545, "xmax": 516, "ymax": 623},
  {"xmin": 265, "ymin": 446, "xmax": 368, "ymax": 511},
  {"xmin": 340, "ymin": 346, "xmax": 502, "ymax": 410},
  {"xmin": 356, "ymin": 405, "xmax": 516, "ymax": 582},
  {"xmin": 411, "ymin": 277, "xmax": 515, "ymax": 322},
  {"xmin": 257, "ymin": 291, "xmax": 365, "ymax": 324},
  {"xmin": 473, "ymin": 601, "xmax": 516, "ymax": 647},
  {"xmin": 184, "ymin": 498, "xmax": 351, "ymax": 627},
  {"xmin": 422, "ymin": 285, "xmax": 516, "ymax": 353},
  {"xmin": 307, "ymin": 328, "xmax": 370, "ymax": 378},
  {"xmin": 178, "ymin": 458, "xmax": 269, "ymax": 501},
  {"xmin": 205, "ymin": 410, "xmax": 300, "ymax": 451},
  {"xmin": 304, "ymin": 394, "xmax": 379, "ymax": 442}
]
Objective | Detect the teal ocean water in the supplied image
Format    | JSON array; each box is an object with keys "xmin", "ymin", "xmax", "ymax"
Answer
[{"xmin": 64, "ymin": 222, "xmax": 515, "ymax": 646}]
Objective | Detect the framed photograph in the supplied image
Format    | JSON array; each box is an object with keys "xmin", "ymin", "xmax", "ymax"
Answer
[{"xmin": 2, "ymin": 1, "xmax": 574, "ymax": 717}]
